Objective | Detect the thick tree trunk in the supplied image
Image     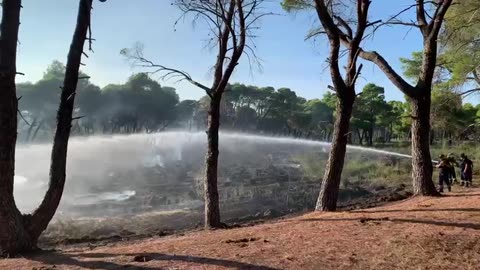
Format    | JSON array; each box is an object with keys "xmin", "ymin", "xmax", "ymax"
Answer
[
  {"xmin": 411, "ymin": 94, "xmax": 439, "ymax": 196},
  {"xmin": 0, "ymin": 74, "xmax": 32, "ymax": 255},
  {"xmin": 0, "ymin": 65, "xmax": 32, "ymax": 255},
  {"xmin": 204, "ymin": 95, "xmax": 222, "ymax": 228},
  {"xmin": 0, "ymin": 0, "xmax": 34, "ymax": 256},
  {"xmin": 316, "ymin": 92, "xmax": 355, "ymax": 211},
  {"xmin": 27, "ymin": 0, "xmax": 93, "ymax": 242}
]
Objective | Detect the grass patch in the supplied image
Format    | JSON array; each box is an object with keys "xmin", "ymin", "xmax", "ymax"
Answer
[{"xmin": 293, "ymin": 151, "xmax": 412, "ymax": 189}]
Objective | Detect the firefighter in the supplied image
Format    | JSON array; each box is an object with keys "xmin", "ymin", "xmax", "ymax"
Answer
[
  {"xmin": 460, "ymin": 153, "xmax": 473, "ymax": 187},
  {"xmin": 447, "ymin": 153, "xmax": 459, "ymax": 184},
  {"xmin": 436, "ymin": 154, "xmax": 451, "ymax": 193}
]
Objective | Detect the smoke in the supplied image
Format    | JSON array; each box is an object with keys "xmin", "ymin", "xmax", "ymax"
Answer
[{"xmin": 14, "ymin": 131, "xmax": 412, "ymax": 216}]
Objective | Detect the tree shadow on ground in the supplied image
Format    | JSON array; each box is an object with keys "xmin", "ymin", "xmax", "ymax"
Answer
[
  {"xmin": 300, "ymin": 217, "xmax": 480, "ymax": 230},
  {"xmin": 27, "ymin": 251, "xmax": 153, "ymax": 270},
  {"xmin": 28, "ymin": 250, "xmax": 280, "ymax": 270},
  {"xmin": 352, "ymin": 208, "xmax": 480, "ymax": 214},
  {"xmin": 444, "ymin": 193, "xmax": 480, "ymax": 198}
]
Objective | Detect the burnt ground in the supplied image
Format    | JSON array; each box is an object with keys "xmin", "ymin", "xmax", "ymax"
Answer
[
  {"xmin": 38, "ymin": 184, "xmax": 412, "ymax": 248},
  {"xmin": 2, "ymin": 186, "xmax": 480, "ymax": 269}
]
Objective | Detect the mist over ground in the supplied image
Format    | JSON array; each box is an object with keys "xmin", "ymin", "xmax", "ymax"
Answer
[{"xmin": 15, "ymin": 131, "xmax": 411, "ymax": 220}]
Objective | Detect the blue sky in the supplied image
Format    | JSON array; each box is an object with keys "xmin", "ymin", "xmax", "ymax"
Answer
[{"xmin": 18, "ymin": 0, "xmax": 473, "ymax": 103}]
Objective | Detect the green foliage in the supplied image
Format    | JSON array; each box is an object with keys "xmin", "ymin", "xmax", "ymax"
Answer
[
  {"xmin": 17, "ymin": 61, "xmax": 180, "ymax": 141},
  {"xmin": 292, "ymin": 152, "xmax": 327, "ymax": 178},
  {"xmin": 440, "ymin": 49, "xmax": 480, "ymax": 87},
  {"xmin": 281, "ymin": 0, "xmax": 311, "ymax": 12},
  {"xmin": 294, "ymin": 151, "xmax": 412, "ymax": 189},
  {"xmin": 461, "ymin": 103, "xmax": 478, "ymax": 125},
  {"xmin": 388, "ymin": 100, "xmax": 410, "ymax": 137},
  {"xmin": 431, "ymin": 88, "xmax": 463, "ymax": 135},
  {"xmin": 399, "ymin": 51, "xmax": 423, "ymax": 82},
  {"xmin": 419, "ymin": 0, "xmax": 480, "ymax": 89},
  {"xmin": 18, "ymin": 59, "xmax": 480, "ymax": 145},
  {"xmin": 351, "ymin": 84, "xmax": 393, "ymax": 145},
  {"xmin": 399, "ymin": 48, "xmax": 480, "ymax": 142},
  {"xmin": 42, "ymin": 60, "xmax": 67, "ymax": 81},
  {"xmin": 400, "ymin": 5, "xmax": 480, "ymax": 91}
]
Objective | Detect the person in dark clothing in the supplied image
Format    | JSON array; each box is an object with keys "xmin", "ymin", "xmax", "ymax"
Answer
[
  {"xmin": 447, "ymin": 153, "xmax": 458, "ymax": 184},
  {"xmin": 436, "ymin": 154, "xmax": 451, "ymax": 192},
  {"xmin": 460, "ymin": 153, "xmax": 473, "ymax": 187}
]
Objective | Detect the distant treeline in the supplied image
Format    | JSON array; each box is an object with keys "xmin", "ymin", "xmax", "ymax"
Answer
[{"xmin": 17, "ymin": 61, "xmax": 480, "ymax": 145}]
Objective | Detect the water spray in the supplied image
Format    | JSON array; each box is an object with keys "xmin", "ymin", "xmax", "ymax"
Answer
[{"xmin": 13, "ymin": 131, "xmax": 423, "ymax": 216}]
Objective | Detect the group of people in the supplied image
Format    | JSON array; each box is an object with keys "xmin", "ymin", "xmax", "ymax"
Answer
[{"xmin": 436, "ymin": 153, "xmax": 473, "ymax": 193}]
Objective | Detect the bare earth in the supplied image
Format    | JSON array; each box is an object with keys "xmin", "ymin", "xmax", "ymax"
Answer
[{"xmin": 3, "ymin": 188, "xmax": 480, "ymax": 270}]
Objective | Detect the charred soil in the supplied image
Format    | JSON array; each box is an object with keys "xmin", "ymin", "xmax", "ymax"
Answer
[{"xmin": 2, "ymin": 187, "xmax": 479, "ymax": 269}]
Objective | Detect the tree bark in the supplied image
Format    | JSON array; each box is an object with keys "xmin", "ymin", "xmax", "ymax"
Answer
[
  {"xmin": 27, "ymin": 0, "xmax": 93, "ymax": 242},
  {"xmin": 410, "ymin": 93, "xmax": 438, "ymax": 196},
  {"xmin": 0, "ymin": 0, "xmax": 34, "ymax": 256},
  {"xmin": 316, "ymin": 92, "xmax": 355, "ymax": 211},
  {"xmin": 204, "ymin": 95, "xmax": 222, "ymax": 228}
]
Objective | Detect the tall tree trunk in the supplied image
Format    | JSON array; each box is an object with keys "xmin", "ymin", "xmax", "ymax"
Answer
[
  {"xmin": 347, "ymin": 131, "xmax": 353, "ymax": 144},
  {"xmin": 429, "ymin": 128, "xmax": 435, "ymax": 145},
  {"xmin": 30, "ymin": 120, "xmax": 44, "ymax": 142},
  {"xmin": 411, "ymin": 94, "xmax": 438, "ymax": 196},
  {"xmin": 367, "ymin": 124, "xmax": 374, "ymax": 146},
  {"xmin": 204, "ymin": 95, "xmax": 222, "ymax": 228},
  {"xmin": 27, "ymin": 0, "xmax": 93, "ymax": 243},
  {"xmin": 316, "ymin": 92, "xmax": 355, "ymax": 211},
  {"xmin": 0, "ymin": 0, "xmax": 33, "ymax": 256},
  {"xmin": 25, "ymin": 118, "xmax": 37, "ymax": 142},
  {"xmin": 387, "ymin": 126, "xmax": 391, "ymax": 142},
  {"xmin": 356, "ymin": 129, "xmax": 363, "ymax": 145}
]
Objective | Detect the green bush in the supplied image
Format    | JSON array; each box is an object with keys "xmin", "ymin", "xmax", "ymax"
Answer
[{"xmin": 294, "ymin": 151, "xmax": 411, "ymax": 189}]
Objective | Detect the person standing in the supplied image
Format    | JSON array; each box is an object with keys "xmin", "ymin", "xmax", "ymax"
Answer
[
  {"xmin": 447, "ymin": 153, "xmax": 459, "ymax": 184},
  {"xmin": 460, "ymin": 153, "xmax": 473, "ymax": 187},
  {"xmin": 436, "ymin": 154, "xmax": 452, "ymax": 193}
]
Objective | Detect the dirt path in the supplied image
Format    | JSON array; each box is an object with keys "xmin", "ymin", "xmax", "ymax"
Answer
[{"xmin": 3, "ymin": 188, "xmax": 480, "ymax": 269}]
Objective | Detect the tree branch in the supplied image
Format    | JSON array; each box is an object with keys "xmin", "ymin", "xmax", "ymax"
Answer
[
  {"xmin": 458, "ymin": 88, "xmax": 480, "ymax": 97},
  {"xmin": 216, "ymin": 0, "xmax": 247, "ymax": 94},
  {"xmin": 17, "ymin": 109, "xmax": 30, "ymax": 126},
  {"xmin": 211, "ymin": 0, "xmax": 236, "ymax": 92},
  {"xmin": 418, "ymin": 0, "xmax": 452, "ymax": 88},
  {"xmin": 416, "ymin": 0, "xmax": 428, "ymax": 29},
  {"xmin": 72, "ymin": 115, "xmax": 86, "ymax": 121},
  {"xmin": 366, "ymin": 19, "xmax": 382, "ymax": 28},
  {"xmin": 473, "ymin": 69, "xmax": 480, "ymax": 85},
  {"xmin": 121, "ymin": 45, "xmax": 213, "ymax": 97},
  {"xmin": 428, "ymin": 0, "xmax": 453, "ymax": 37},
  {"xmin": 313, "ymin": 0, "xmax": 346, "ymax": 91},
  {"xmin": 358, "ymin": 49, "xmax": 415, "ymax": 97},
  {"xmin": 333, "ymin": 15, "xmax": 352, "ymax": 40},
  {"xmin": 385, "ymin": 20, "xmax": 420, "ymax": 28},
  {"xmin": 350, "ymin": 63, "xmax": 363, "ymax": 87}
]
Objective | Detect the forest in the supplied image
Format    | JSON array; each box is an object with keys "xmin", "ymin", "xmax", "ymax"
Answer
[
  {"xmin": 1, "ymin": 0, "xmax": 480, "ymax": 268},
  {"xmin": 17, "ymin": 60, "xmax": 478, "ymax": 145}
]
